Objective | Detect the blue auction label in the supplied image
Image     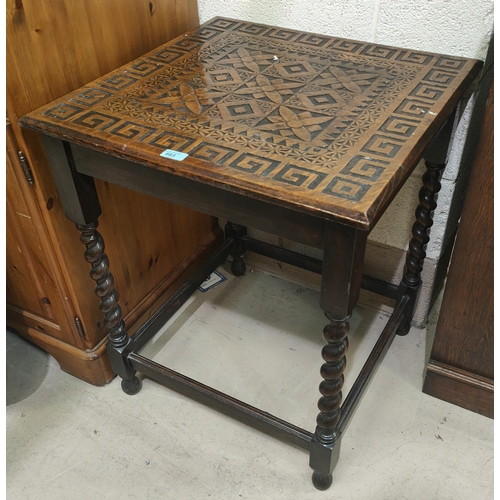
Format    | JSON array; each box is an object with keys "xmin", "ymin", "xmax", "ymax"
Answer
[{"xmin": 160, "ymin": 149, "xmax": 189, "ymax": 161}]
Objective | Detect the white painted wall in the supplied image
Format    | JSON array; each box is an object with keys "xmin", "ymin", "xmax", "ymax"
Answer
[
  {"xmin": 198, "ymin": 0, "xmax": 493, "ymax": 324},
  {"xmin": 199, "ymin": 1, "xmax": 492, "ymax": 59}
]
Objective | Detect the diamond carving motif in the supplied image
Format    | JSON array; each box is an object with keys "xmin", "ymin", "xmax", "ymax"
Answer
[{"xmin": 24, "ymin": 17, "xmax": 478, "ymax": 224}]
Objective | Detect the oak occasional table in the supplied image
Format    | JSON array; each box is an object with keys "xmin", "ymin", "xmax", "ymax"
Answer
[{"xmin": 20, "ymin": 17, "xmax": 481, "ymax": 490}]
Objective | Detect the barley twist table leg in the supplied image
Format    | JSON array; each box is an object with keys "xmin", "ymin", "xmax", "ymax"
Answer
[
  {"xmin": 397, "ymin": 160, "xmax": 445, "ymax": 335},
  {"xmin": 77, "ymin": 221, "xmax": 141, "ymax": 395},
  {"xmin": 396, "ymin": 108, "xmax": 456, "ymax": 335},
  {"xmin": 311, "ymin": 315, "xmax": 349, "ymax": 489},
  {"xmin": 309, "ymin": 222, "xmax": 367, "ymax": 490}
]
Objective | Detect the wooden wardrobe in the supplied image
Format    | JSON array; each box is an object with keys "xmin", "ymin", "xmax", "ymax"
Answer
[
  {"xmin": 6, "ymin": 0, "xmax": 220, "ymax": 385},
  {"xmin": 423, "ymin": 76, "xmax": 494, "ymax": 417}
]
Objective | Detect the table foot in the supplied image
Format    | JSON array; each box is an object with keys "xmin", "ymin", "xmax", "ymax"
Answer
[
  {"xmin": 225, "ymin": 222, "xmax": 247, "ymax": 276},
  {"xmin": 312, "ymin": 472, "xmax": 333, "ymax": 491},
  {"xmin": 230, "ymin": 257, "xmax": 246, "ymax": 276},
  {"xmin": 121, "ymin": 375, "xmax": 142, "ymax": 395},
  {"xmin": 396, "ymin": 318, "xmax": 411, "ymax": 336}
]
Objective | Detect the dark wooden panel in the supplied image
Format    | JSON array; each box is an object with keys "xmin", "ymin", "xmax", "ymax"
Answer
[
  {"xmin": 70, "ymin": 143, "xmax": 327, "ymax": 248},
  {"xmin": 424, "ymin": 361, "xmax": 493, "ymax": 418},
  {"xmin": 423, "ymin": 77, "xmax": 493, "ymax": 414},
  {"xmin": 319, "ymin": 223, "xmax": 367, "ymax": 315}
]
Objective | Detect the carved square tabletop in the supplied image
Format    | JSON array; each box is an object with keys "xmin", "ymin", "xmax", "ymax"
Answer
[{"xmin": 20, "ymin": 17, "xmax": 481, "ymax": 229}]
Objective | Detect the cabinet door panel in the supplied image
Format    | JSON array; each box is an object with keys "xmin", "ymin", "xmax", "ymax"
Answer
[
  {"xmin": 6, "ymin": 0, "xmax": 199, "ymax": 118},
  {"xmin": 6, "ymin": 124, "xmax": 79, "ymax": 343},
  {"xmin": 7, "ymin": 0, "xmax": 217, "ymax": 350}
]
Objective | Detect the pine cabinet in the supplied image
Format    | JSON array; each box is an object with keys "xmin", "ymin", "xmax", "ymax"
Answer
[{"xmin": 6, "ymin": 0, "xmax": 220, "ymax": 385}]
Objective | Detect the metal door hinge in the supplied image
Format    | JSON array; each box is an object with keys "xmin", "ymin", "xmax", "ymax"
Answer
[
  {"xmin": 75, "ymin": 317, "xmax": 86, "ymax": 340},
  {"xmin": 17, "ymin": 150, "xmax": 34, "ymax": 185}
]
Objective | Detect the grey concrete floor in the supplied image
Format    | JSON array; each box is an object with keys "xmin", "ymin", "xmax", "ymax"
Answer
[{"xmin": 6, "ymin": 265, "xmax": 493, "ymax": 499}]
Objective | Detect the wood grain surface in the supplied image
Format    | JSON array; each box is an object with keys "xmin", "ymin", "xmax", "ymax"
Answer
[
  {"xmin": 429, "ymin": 80, "xmax": 493, "ymax": 379},
  {"xmin": 423, "ymin": 77, "xmax": 493, "ymax": 417},
  {"xmin": 7, "ymin": 0, "xmax": 216, "ymax": 380},
  {"xmin": 20, "ymin": 17, "xmax": 482, "ymax": 229}
]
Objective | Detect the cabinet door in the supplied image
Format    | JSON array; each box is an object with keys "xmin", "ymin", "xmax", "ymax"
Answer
[
  {"xmin": 6, "ymin": 123, "xmax": 81, "ymax": 345},
  {"xmin": 7, "ymin": 0, "xmax": 216, "ymax": 350}
]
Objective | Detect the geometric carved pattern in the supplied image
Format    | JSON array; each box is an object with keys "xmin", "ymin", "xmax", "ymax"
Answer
[
  {"xmin": 148, "ymin": 131, "xmax": 196, "ymax": 151},
  {"xmin": 204, "ymin": 18, "xmax": 240, "ymax": 31},
  {"xmin": 191, "ymin": 27, "xmax": 222, "ymax": 42},
  {"xmin": 24, "ymin": 17, "xmax": 480, "ymax": 226},
  {"xmin": 128, "ymin": 60, "xmax": 165, "ymax": 77},
  {"xmin": 322, "ymin": 176, "xmax": 371, "ymax": 201},
  {"xmin": 44, "ymin": 103, "xmax": 85, "ymax": 121},
  {"xmin": 73, "ymin": 111, "xmax": 121, "ymax": 130},
  {"xmin": 329, "ymin": 39, "xmax": 364, "ymax": 54},
  {"xmin": 109, "ymin": 121, "xmax": 157, "ymax": 141},
  {"xmin": 361, "ymin": 134, "xmax": 405, "ymax": 158},
  {"xmin": 71, "ymin": 88, "xmax": 113, "ymax": 106},
  {"xmin": 218, "ymin": 101, "xmax": 264, "ymax": 122},
  {"xmin": 228, "ymin": 154, "xmax": 281, "ymax": 176},
  {"xmin": 273, "ymin": 164, "xmax": 327, "ymax": 189},
  {"xmin": 234, "ymin": 23, "xmax": 269, "ymax": 36},
  {"xmin": 265, "ymin": 28, "xmax": 300, "ymax": 42},
  {"xmin": 409, "ymin": 83, "xmax": 445, "ymax": 101},
  {"xmin": 378, "ymin": 117, "xmax": 420, "ymax": 137},
  {"xmin": 340, "ymin": 155, "xmax": 388, "ymax": 181},
  {"xmin": 190, "ymin": 142, "xmax": 239, "ymax": 164},
  {"xmin": 100, "ymin": 74, "xmax": 139, "ymax": 90},
  {"xmin": 172, "ymin": 38, "xmax": 202, "ymax": 52},
  {"xmin": 152, "ymin": 47, "xmax": 185, "ymax": 63},
  {"xmin": 360, "ymin": 44, "xmax": 398, "ymax": 60},
  {"xmin": 395, "ymin": 51, "xmax": 434, "ymax": 65},
  {"xmin": 393, "ymin": 99, "xmax": 432, "ymax": 118},
  {"xmin": 434, "ymin": 56, "xmax": 466, "ymax": 71},
  {"xmin": 295, "ymin": 32, "xmax": 330, "ymax": 47},
  {"xmin": 423, "ymin": 69, "xmax": 456, "ymax": 86}
]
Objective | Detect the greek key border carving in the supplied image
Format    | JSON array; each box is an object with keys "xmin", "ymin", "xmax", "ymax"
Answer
[{"xmin": 36, "ymin": 18, "xmax": 471, "ymax": 208}]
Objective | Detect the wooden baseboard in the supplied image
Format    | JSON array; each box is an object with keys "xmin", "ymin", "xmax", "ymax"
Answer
[
  {"xmin": 423, "ymin": 359, "xmax": 494, "ymax": 418},
  {"xmin": 7, "ymin": 227, "xmax": 224, "ymax": 386}
]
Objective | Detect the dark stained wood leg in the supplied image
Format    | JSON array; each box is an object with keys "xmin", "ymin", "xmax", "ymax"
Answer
[
  {"xmin": 76, "ymin": 221, "xmax": 141, "ymax": 394},
  {"xmin": 310, "ymin": 315, "xmax": 347, "ymax": 490},
  {"xmin": 396, "ymin": 161, "xmax": 445, "ymax": 335},
  {"xmin": 396, "ymin": 109, "xmax": 456, "ymax": 336},
  {"xmin": 310, "ymin": 222, "xmax": 367, "ymax": 490},
  {"xmin": 225, "ymin": 221, "xmax": 247, "ymax": 276},
  {"xmin": 40, "ymin": 136, "xmax": 140, "ymax": 392}
]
